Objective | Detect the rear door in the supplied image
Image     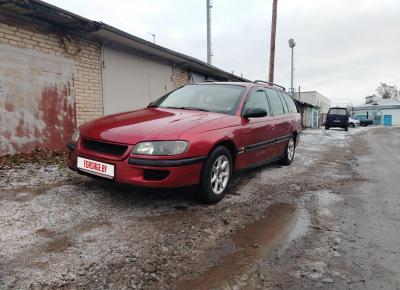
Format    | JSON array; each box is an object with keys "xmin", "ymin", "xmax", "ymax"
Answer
[
  {"xmin": 265, "ymin": 88, "xmax": 291, "ymax": 157},
  {"xmin": 238, "ymin": 87, "xmax": 275, "ymax": 167}
]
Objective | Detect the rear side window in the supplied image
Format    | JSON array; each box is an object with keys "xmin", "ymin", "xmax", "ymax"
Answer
[
  {"xmin": 243, "ymin": 88, "xmax": 270, "ymax": 115},
  {"xmin": 329, "ymin": 108, "xmax": 347, "ymax": 115},
  {"xmin": 265, "ymin": 88, "xmax": 285, "ymax": 115},
  {"xmin": 279, "ymin": 94, "xmax": 289, "ymax": 113},
  {"xmin": 279, "ymin": 92, "xmax": 298, "ymax": 113}
]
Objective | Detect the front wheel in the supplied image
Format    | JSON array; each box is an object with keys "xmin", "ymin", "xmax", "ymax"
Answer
[
  {"xmin": 280, "ymin": 137, "xmax": 295, "ymax": 166},
  {"xmin": 198, "ymin": 146, "xmax": 233, "ymax": 203},
  {"xmin": 325, "ymin": 126, "xmax": 329, "ymax": 130}
]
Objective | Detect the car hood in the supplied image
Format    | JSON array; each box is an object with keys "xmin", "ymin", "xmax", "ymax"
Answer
[{"xmin": 80, "ymin": 108, "xmax": 227, "ymax": 144}]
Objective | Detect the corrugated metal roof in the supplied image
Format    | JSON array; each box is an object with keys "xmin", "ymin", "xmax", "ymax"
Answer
[{"xmin": 294, "ymin": 99, "xmax": 319, "ymax": 109}]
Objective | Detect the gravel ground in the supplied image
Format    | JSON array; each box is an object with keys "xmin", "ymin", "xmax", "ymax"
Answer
[{"xmin": 0, "ymin": 127, "xmax": 373, "ymax": 289}]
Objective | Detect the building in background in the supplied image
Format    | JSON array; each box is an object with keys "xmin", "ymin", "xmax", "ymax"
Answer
[
  {"xmin": 0, "ymin": 0, "xmax": 246, "ymax": 155},
  {"xmin": 293, "ymin": 91, "xmax": 330, "ymax": 114},
  {"xmin": 293, "ymin": 91, "xmax": 330, "ymax": 127},
  {"xmin": 351, "ymin": 96, "xmax": 400, "ymax": 126},
  {"xmin": 294, "ymin": 100, "xmax": 319, "ymax": 128}
]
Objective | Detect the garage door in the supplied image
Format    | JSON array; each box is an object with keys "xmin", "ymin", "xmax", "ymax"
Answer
[
  {"xmin": 102, "ymin": 47, "xmax": 174, "ymax": 115},
  {"xmin": 0, "ymin": 44, "xmax": 75, "ymax": 155}
]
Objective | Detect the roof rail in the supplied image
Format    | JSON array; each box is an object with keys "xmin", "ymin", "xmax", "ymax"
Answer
[{"xmin": 253, "ymin": 80, "xmax": 286, "ymax": 91}]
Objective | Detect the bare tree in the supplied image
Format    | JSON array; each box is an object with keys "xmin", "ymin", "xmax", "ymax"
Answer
[{"xmin": 376, "ymin": 83, "xmax": 399, "ymax": 100}]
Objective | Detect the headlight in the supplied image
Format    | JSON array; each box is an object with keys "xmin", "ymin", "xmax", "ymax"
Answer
[
  {"xmin": 71, "ymin": 129, "xmax": 80, "ymax": 143},
  {"xmin": 132, "ymin": 141, "xmax": 189, "ymax": 155}
]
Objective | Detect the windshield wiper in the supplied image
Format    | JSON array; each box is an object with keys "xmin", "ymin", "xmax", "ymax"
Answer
[
  {"xmin": 181, "ymin": 106, "xmax": 210, "ymax": 112},
  {"xmin": 164, "ymin": 106, "xmax": 209, "ymax": 112}
]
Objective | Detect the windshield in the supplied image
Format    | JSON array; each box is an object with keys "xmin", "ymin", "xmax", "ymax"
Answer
[{"xmin": 155, "ymin": 84, "xmax": 245, "ymax": 115}]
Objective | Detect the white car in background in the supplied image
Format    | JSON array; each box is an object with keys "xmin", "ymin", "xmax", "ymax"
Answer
[{"xmin": 348, "ymin": 117, "xmax": 360, "ymax": 128}]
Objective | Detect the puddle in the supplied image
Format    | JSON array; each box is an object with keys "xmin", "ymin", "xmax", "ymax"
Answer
[
  {"xmin": 279, "ymin": 207, "xmax": 311, "ymax": 253},
  {"xmin": 176, "ymin": 203, "xmax": 310, "ymax": 290}
]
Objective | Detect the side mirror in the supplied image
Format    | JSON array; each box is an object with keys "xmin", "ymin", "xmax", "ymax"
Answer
[{"xmin": 244, "ymin": 107, "xmax": 268, "ymax": 118}]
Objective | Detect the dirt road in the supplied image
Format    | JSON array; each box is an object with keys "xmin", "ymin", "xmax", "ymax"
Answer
[
  {"xmin": 336, "ymin": 127, "xmax": 400, "ymax": 289},
  {"xmin": 0, "ymin": 126, "xmax": 398, "ymax": 289}
]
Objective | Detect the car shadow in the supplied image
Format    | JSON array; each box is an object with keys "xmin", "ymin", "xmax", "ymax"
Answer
[
  {"xmin": 77, "ymin": 174, "xmax": 202, "ymax": 208},
  {"xmin": 229, "ymin": 161, "xmax": 281, "ymax": 192},
  {"xmin": 72, "ymin": 159, "xmax": 284, "ymax": 208}
]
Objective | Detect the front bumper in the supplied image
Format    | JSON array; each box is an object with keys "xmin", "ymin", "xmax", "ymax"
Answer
[{"xmin": 67, "ymin": 143, "xmax": 205, "ymax": 188}]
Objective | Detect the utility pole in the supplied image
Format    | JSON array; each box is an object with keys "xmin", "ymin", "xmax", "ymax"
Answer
[
  {"xmin": 268, "ymin": 0, "xmax": 278, "ymax": 83},
  {"xmin": 289, "ymin": 38, "xmax": 296, "ymax": 96},
  {"xmin": 206, "ymin": 0, "xmax": 212, "ymax": 64}
]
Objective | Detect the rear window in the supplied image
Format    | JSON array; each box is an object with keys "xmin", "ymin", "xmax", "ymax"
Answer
[{"xmin": 328, "ymin": 108, "xmax": 347, "ymax": 115}]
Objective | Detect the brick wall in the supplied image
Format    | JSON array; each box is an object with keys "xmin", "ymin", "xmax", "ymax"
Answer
[
  {"xmin": 171, "ymin": 66, "xmax": 190, "ymax": 88},
  {"xmin": 0, "ymin": 21, "xmax": 103, "ymax": 126}
]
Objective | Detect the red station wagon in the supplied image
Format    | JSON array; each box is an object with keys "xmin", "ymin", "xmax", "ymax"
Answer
[{"xmin": 67, "ymin": 81, "xmax": 301, "ymax": 203}]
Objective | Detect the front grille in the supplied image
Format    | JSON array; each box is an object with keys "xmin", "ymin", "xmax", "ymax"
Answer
[{"xmin": 83, "ymin": 138, "xmax": 128, "ymax": 156}]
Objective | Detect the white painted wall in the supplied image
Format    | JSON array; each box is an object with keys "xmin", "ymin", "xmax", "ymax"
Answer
[
  {"xmin": 102, "ymin": 47, "xmax": 174, "ymax": 115},
  {"xmin": 353, "ymin": 108, "xmax": 400, "ymax": 125},
  {"xmin": 380, "ymin": 109, "xmax": 400, "ymax": 125}
]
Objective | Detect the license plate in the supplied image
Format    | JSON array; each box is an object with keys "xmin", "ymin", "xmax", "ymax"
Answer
[{"xmin": 77, "ymin": 157, "xmax": 115, "ymax": 179}]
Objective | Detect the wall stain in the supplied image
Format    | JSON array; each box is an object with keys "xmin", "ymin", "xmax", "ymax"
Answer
[{"xmin": 0, "ymin": 44, "xmax": 75, "ymax": 155}]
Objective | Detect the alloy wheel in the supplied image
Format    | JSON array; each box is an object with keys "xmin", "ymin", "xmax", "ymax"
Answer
[
  {"xmin": 287, "ymin": 138, "xmax": 295, "ymax": 161},
  {"xmin": 210, "ymin": 155, "xmax": 230, "ymax": 194}
]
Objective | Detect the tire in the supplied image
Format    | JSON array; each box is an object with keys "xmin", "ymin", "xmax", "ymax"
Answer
[
  {"xmin": 280, "ymin": 137, "xmax": 295, "ymax": 166},
  {"xmin": 345, "ymin": 127, "xmax": 348, "ymax": 131},
  {"xmin": 325, "ymin": 126, "xmax": 329, "ymax": 130},
  {"xmin": 198, "ymin": 146, "xmax": 233, "ymax": 203},
  {"xmin": 349, "ymin": 123, "xmax": 355, "ymax": 128}
]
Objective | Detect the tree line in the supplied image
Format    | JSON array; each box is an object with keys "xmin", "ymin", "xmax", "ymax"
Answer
[{"xmin": 374, "ymin": 83, "xmax": 399, "ymax": 100}]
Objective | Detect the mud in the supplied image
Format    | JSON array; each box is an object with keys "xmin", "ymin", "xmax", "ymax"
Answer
[
  {"xmin": 177, "ymin": 203, "xmax": 298, "ymax": 290},
  {"xmin": 2, "ymin": 126, "xmax": 392, "ymax": 289}
]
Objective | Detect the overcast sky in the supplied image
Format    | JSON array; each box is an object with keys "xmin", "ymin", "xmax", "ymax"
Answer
[{"xmin": 47, "ymin": 0, "xmax": 400, "ymax": 105}]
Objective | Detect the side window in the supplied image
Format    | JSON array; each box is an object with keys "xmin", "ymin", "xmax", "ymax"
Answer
[
  {"xmin": 265, "ymin": 88, "xmax": 285, "ymax": 115},
  {"xmin": 280, "ymin": 91, "xmax": 299, "ymax": 113},
  {"xmin": 278, "ymin": 93, "xmax": 289, "ymax": 113},
  {"xmin": 243, "ymin": 89, "xmax": 270, "ymax": 115}
]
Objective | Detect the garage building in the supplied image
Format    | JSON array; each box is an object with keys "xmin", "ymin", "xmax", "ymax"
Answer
[
  {"xmin": 0, "ymin": 0, "xmax": 246, "ymax": 155},
  {"xmin": 352, "ymin": 96, "xmax": 400, "ymax": 126}
]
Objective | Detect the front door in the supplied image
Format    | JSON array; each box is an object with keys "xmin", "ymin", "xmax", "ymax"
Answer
[
  {"xmin": 383, "ymin": 115, "xmax": 392, "ymax": 126},
  {"xmin": 236, "ymin": 88, "xmax": 275, "ymax": 168},
  {"xmin": 313, "ymin": 110, "xmax": 318, "ymax": 128}
]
